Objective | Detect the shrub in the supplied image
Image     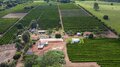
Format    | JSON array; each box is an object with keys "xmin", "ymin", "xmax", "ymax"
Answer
[
  {"xmin": 55, "ymin": 34, "xmax": 62, "ymax": 38},
  {"xmin": 22, "ymin": 31, "xmax": 30, "ymax": 43},
  {"xmin": 24, "ymin": 7, "xmax": 31, "ymax": 9},
  {"xmin": 24, "ymin": 54, "xmax": 38, "ymax": 67},
  {"xmin": 31, "ymin": 6, "xmax": 34, "ymax": 8},
  {"xmin": 16, "ymin": 23, "xmax": 24, "ymax": 29},
  {"xmin": 93, "ymin": 2, "xmax": 99, "ymax": 11},
  {"xmin": 0, "ymin": 63, "xmax": 9, "ymax": 67},
  {"xmin": 111, "ymin": 3, "xmax": 113, "ymax": 5},
  {"xmin": 103, "ymin": 15, "xmax": 109, "ymax": 20},
  {"xmin": 13, "ymin": 52, "xmax": 22, "ymax": 60},
  {"xmin": 89, "ymin": 34, "xmax": 94, "ymax": 39}
]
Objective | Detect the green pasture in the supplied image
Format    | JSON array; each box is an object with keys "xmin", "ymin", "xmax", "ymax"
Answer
[{"xmin": 76, "ymin": 1, "xmax": 120, "ymax": 34}]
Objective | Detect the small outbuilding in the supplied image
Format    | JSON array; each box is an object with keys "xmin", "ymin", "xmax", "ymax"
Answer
[
  {"xmin": 76, "ymin": 32, "xmax": 82, "ymax": 36},
  {"xmin": 38, "ymin": 30, "xmax": 47, "ymax": 34},
  {"xmin": 71, "ymin": 38, "xmax": 80, "ymax": 44}
]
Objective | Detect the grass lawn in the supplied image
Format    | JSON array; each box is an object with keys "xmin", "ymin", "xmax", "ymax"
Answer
[
  {"xmin": 76, "ymin": 1, "xmax": 120, "ymax": 34},
  {"xmin": 67, "ymin": 38, "xmax": 120, "ymax": 67}
]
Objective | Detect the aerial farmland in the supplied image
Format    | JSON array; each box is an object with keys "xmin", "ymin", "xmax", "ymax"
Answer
[{"xmin": 0, "ymin": 0, "xmax": 120, "ymax": 67}]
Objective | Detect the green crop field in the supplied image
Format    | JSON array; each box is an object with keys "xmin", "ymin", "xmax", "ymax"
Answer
[
  {"xmin": 0, "ymin": 2, "xmax": 41, "ymax": 34},
  {"xmin": 67, "ymin": 38, "xmax": 120, "ymax": 67},
  {"xmin": 0, "ymin": 2, "xmax": 46, "ymax": 45},
  {"xmin": 0, "ymin": 19, "xmax": 18, "ymax": 34},
  {"xmin": 0, "ymin": 2, "xmax": 40, "ymax": 17},
  {"xmin": 60, "ymin": 3, "xmax": 107, "ymax": 33},
  {"xmin": 38, "ymin": 4, "xmax": 60, "ymax": 29},
  {"xmin": 76, "ymin": 1, "xmax": 120, "ymax": 34}
]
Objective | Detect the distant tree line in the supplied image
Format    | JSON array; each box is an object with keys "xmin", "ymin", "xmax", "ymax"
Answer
[{"xmin": 0, "ymin": 0, "xmax": 33, "ymax": 11}]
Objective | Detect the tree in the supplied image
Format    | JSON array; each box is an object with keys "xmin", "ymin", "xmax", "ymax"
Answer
[
  {"xmin": 103, "ymin": 15, "xmax": 109, "ymax": 20},
  {"xmin": 55, "ymin": 34, "xmax": 61, "ymax": 38},
  {"xmin": 16, "ymin": 23, "xmax": 24, "ymax": 29},
  {"xmin": 40, "ymin": 50, "xmax": 65, "ymax": 67},
  {"xmin": 47, "ymin": 29, "xmax": 53, "ymax": 35},
  {"xmin": 13, "ymin": 52, "xmax": 21, "ymax": 60},
  {"xmin": 0, "ymin": 63, "xmax": 9, "ymax": 67},
  {"xmin": 15, "ymin": 42, "xmax": 23, "ymax": 51},
  {"xmin": 89, "ymin": 34, "xmax": 94, "ymax": 39},
  {"xmin": 67, "ymin": 30, "xmax": 74, "ymax": 36},
  {"xmin": 93, "ymin": 2, "xmax": 99, "ymax": 11},
  {"xmin": 30, "ymin": 20, "xmax": 37, "ymax": 29},
  {"xmin": 22, "ymin": 31, "xmax": 30, "ymax": 43},
  {"xmin": 24, "ymin": 55, "xmax": 38, "ymax": 67}
]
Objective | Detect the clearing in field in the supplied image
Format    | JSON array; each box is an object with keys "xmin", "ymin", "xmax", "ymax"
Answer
[{"xmin": 2, "ymin": 13, "xmax": 28, "ymax": 18}]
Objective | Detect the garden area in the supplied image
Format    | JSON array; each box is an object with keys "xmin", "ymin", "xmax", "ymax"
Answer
[
  {"xmin": 67, "ymin": 38, "xmax": 120, "ymax": 67},
  {"xmin": 76, "ymin": 1, "xmax": 120, "ymax": 34},
  {"xmin": 59, "ymin": 3, "xmax": 108, "ymax": 34}
]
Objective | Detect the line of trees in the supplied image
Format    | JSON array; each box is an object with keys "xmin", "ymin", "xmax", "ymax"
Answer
[{"xmin": 0, "ymin": 0, "xmax": 33, "ymax": 11}]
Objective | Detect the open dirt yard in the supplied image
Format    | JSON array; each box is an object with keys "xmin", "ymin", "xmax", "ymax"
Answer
[
  {"xmin": 32, "ymin": 41, "xmax": 65, "ymax": 56},
  {"xmin": 0, "ymin": 50, "xmax": 16, "ymax": 63},
  {"xmin": 2, "ymin": 13, "xmax": 27, "ymax": 18}
]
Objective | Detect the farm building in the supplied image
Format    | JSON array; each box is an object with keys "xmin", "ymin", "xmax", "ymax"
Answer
[
  {"xmin": 38, "ymin": 30, "xmax": 47, "ymax": 34},
  {"xmin": 71, "ymin": 38, "xmax": 80, "ymax": 43},
  {"xmin": 37, "ymin": 38, "xmax": 63, "ymax": 49}
]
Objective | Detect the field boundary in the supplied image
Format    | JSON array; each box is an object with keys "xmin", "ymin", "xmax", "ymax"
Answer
[{"xmin": 58, "ymin": 3, "xmax": 65, "ymax": 33}]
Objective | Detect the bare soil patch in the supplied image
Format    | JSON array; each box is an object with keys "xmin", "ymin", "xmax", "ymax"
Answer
[
  {"xmin": 0, "ymin": 50, "xmax": 16, "ymax": 63},
  {"xmin": 2, "ymin": 13, "xmax": 27, "ymax": 18}
]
